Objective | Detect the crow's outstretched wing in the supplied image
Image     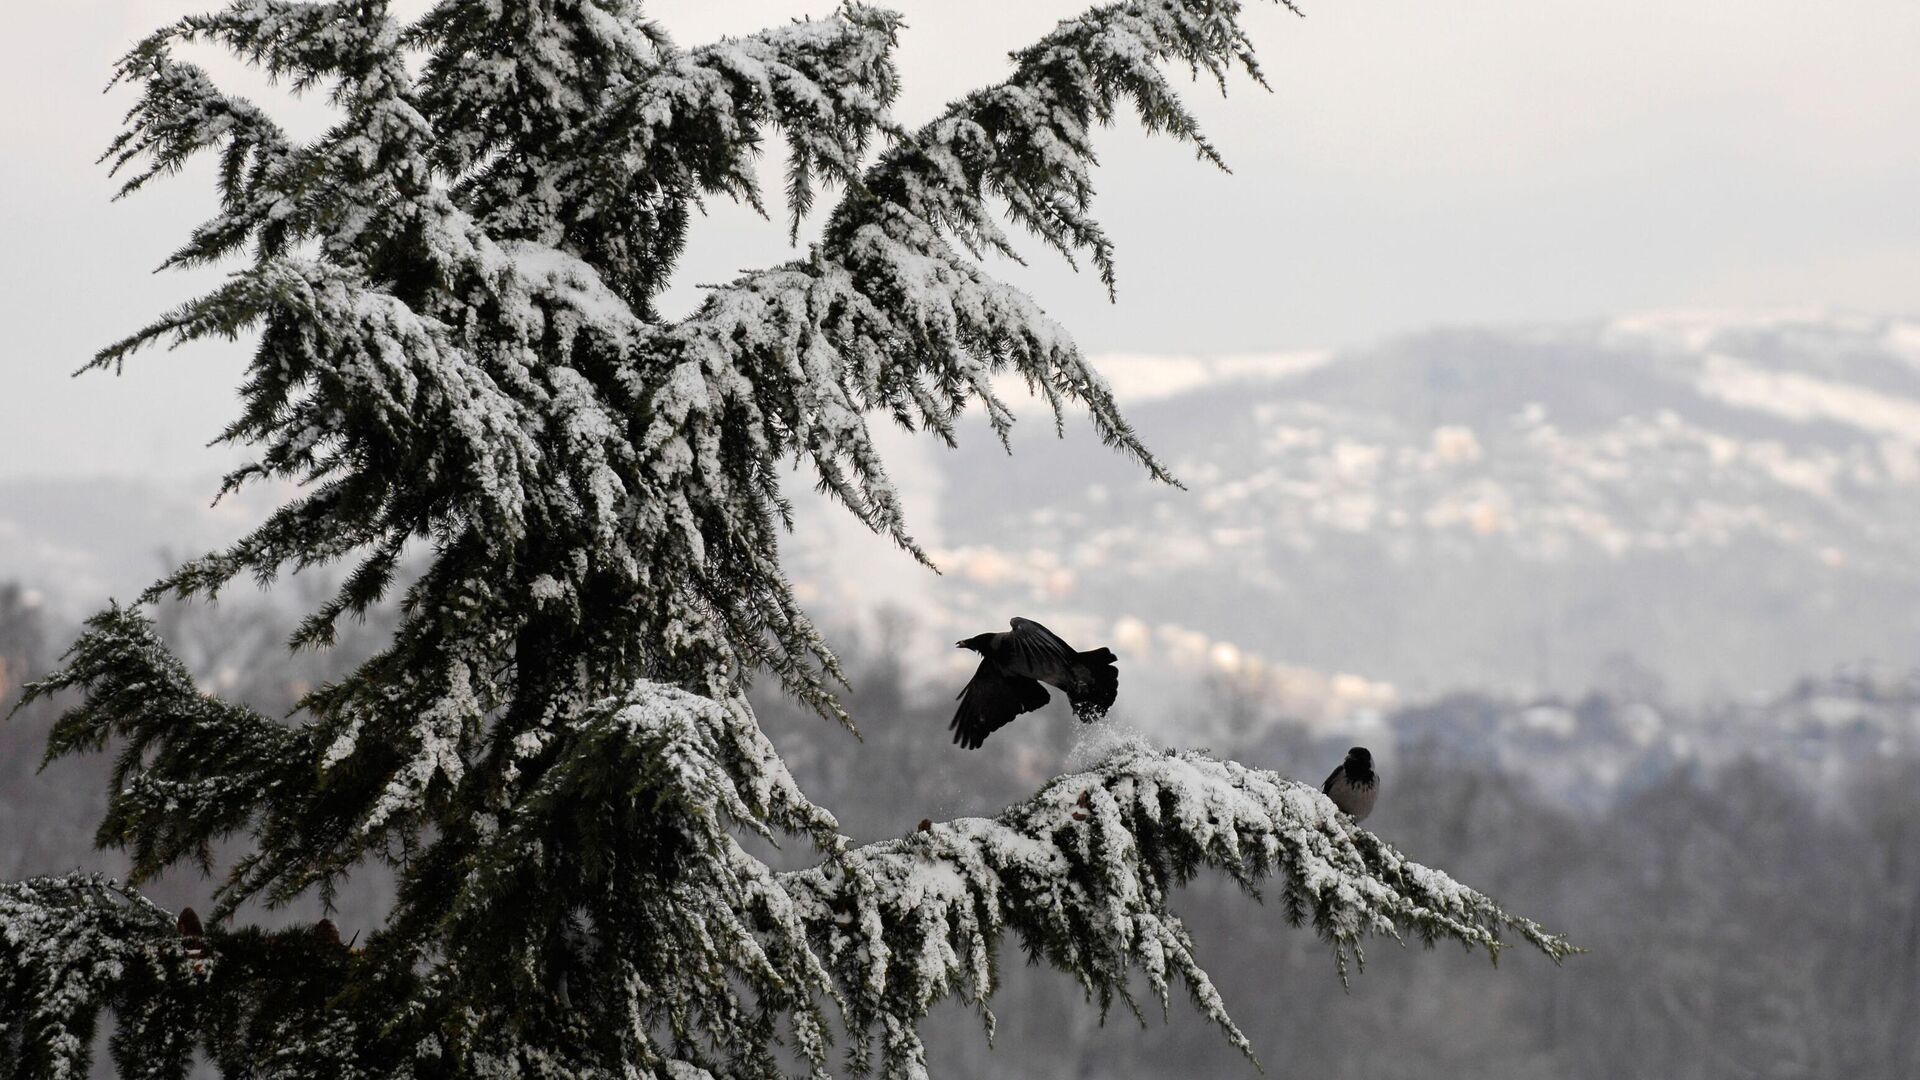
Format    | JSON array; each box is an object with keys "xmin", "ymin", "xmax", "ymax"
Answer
[
  {"xmin": 951, "ymin": 658, "xmax": 1052, "ymax": 750},
  {"xmin": 1005, "ymin": 617, "xmax": 1076, "ymax": 677}
]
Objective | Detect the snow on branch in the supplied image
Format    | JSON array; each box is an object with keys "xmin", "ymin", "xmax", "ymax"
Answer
[
  {"xmin": 786, "ymin": 736, "xmax": 1576, "ymax": 1077},
  {"xmin": 18, "ymin": 607, "xmax": 296, "ymax": 888},
  {"xmin": 666, "ymin": 0, "xmax": 1305, "ymax": 564},
  {"xmin": 425, "ymin": 1, "xmax": 903, "ymax": 315},
  {"xmin": 3, "ymin": 676, "xmax": 1573, "ymax": 1079},
  {"xmin": 0, "ymin": 876, "xmax": 201, "ymax": 1080}
]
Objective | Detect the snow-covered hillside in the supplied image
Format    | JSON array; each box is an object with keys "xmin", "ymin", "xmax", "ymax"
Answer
[{"xmin": 899, "ymin": 309, "xmax": 1920, "ymax": 710}]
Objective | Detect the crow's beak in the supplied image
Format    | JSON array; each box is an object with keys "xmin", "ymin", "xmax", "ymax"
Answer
[{"xmin": 955, "ymin": 641, "xmax": 967, "ymax": 648}]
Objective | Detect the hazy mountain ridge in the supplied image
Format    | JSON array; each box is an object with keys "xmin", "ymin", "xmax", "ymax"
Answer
[{"xmin": 925, "ymin": 309, "xmax": 1920, "ymax": 704}]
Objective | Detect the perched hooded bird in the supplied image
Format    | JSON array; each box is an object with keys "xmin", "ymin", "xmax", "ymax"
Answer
[
  {"xmin": 1322, "ymin": 746, "xmax": 1379, "ymax": 822},
  {"xmin": 314, "ymin": 918, "xmax": 343, "ymax": 948},
  {"xmin": 177, "ymin": 906, "xmax": 208, "ymax": 963},
  {"xmin": 951, "ymin": 617, "xmax": 1119, "ymax": 749}
]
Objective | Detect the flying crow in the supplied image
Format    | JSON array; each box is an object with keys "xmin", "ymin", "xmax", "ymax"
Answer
[
  {"xmin": 951, "ymin": 617, "xmax": 1118, "ymax": 749},
  {"xmin": 1322, "ymin": 746, "xmax": 1379, "ymax": 822}
]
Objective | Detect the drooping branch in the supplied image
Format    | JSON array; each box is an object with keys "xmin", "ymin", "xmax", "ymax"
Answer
[
  {"xmin": 1, "ymin": 728, "xmax": 1573, "ymax": 1080},
  {"xmin": 18, "ymin": 607, "xmax": 298, "ymax": 888},
  {"xmin": 0, "ymin": 876, "xmax": 202, "ymax": 1080},
  {"xmin": 662, "ymin": 0, "xmax": 1297, "ymax": 574},
  {"xmin": 784, "ymin": 736, "xmax": 1575, "ymax": 1076}
]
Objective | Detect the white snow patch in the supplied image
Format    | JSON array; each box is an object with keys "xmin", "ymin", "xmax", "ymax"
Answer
[
  {"xmin": 1695, "ymin": 353, "xmax": 1920, "ymax": 444},
  {"xmin": 1518, "ymin": 705, "xmax": 1578, "ymax": 737},
  {"xmin": 1884, "ymin": 320, "xmax": 1920, "ymax": 369},
  {"xmin": 1065, "ymin": 717, "xmax": 1155, "ymax": 772},
  {"xmin": 1609, "ymin": 306, "xmax": 1838, "ymax": 353},
  {"xmin": 994, "ymin": 350, "xmax": 1331, "ymax": 406}
]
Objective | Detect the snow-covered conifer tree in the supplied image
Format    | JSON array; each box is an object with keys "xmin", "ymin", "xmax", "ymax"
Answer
[{"xmin": 2, "ymin": 2, "xmax": 1572, "ymax": 1077}]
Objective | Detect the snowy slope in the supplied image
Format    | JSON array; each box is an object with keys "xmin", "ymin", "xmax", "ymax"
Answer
[{"xmin": 906, "ymin": 310, "xmax": 1920, "ymax": 710}]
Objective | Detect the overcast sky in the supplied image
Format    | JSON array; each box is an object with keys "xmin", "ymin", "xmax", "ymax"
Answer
[{"xmin": 3, "ymin": 0, "xmax": 1917, "ymax": 480}]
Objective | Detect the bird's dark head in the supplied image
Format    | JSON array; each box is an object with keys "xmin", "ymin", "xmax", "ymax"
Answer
[
  {"xmin": 1345, "ymin": 746, "xmax": 1374, "ymax": 773},
  {"xmin": 956, "ymin": 633, "xmax": 996, "ymax": 654}
]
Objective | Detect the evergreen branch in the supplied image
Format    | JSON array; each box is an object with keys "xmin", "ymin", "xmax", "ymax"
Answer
[
  {"xmin": 426, "ymin": 2, "xmax": 902, "ymax": 317},
  {"xmin": 0, "ymin": 875, "xmax": 203, "ymax": 1080},
  {"xmin": 670, "ymin": 0, "xmax": 1292, "ymax": 562},
  {"xmin": 101, "ymin": 3, "xmax": 417, "ymax": 271},
  {"xmin": 18, "ymin": 607, "xmax": 299, "ymax": 886},
  {"xmin": 2, "ymin": 714, "xmax": 1576, "ymax": 1080},
  {"xmin": 101, "ymin": 37, "xmax": 290, "ymax": 206},
  {"xmin": 785, "ymin": 738, "xmax": 1578, "ymax": 1077},
  {"xmin": 163, "ymin": 1, "xmax": 404, "ymax": 96},
  {"xmin": 368, "ymin": 682, "xmax": 845, "ymax": 1077},
  {"xmin": 1, "ymin": 875, "xmax": 378, "ymax": 1080}
]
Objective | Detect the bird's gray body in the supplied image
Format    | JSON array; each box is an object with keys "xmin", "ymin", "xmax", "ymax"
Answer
[
  {"xmin": 951, "ymin": 618, "xmax": 1119, "ymax": 749},
  {"xmin": 1322, "ymin": 747, "xmax": 1379, "ymax": 822}
]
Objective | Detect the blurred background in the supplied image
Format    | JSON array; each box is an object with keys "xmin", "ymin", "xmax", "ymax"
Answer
[{"xmin": 4, "ymin": 0, "xmax": 1919, "ymax": 1076}]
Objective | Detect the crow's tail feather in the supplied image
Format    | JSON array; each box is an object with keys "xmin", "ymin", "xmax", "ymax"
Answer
[{"xmin": 1067, "ymin": 647, "xmax": 1119, "ymax": 720}]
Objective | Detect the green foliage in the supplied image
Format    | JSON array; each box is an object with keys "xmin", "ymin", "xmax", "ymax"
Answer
[{"xmin": 24, "ymin": 607, "xmax": 295, "ymax": 890}]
